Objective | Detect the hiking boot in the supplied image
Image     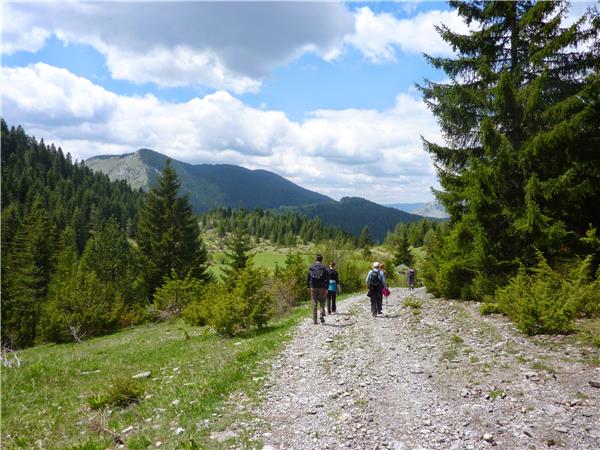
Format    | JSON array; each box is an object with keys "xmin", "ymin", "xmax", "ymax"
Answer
[{"xmin": 320, "ymin": 316, "xmax": 325, "ymax": 324}]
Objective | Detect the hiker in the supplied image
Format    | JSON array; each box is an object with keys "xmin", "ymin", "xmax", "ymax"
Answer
[
  {"xmin": 407, "ymin": 267, "xmax": 415, "ymax": 290},
  {"xmin": 366, "ymin": 262, "xmax": 387, "ymax": 316},
  {"xmin": 307, "ymin": 254, "xmax": 328, "ymax": 324},
  {"xmin": 326, "ymin": 262, "xmax": 340, "ymax": 314}
]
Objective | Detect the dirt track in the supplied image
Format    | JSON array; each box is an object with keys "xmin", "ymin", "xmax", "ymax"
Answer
[{"xmin": 241, "ymin": 287, "xmax": 599, "ymax": 449}]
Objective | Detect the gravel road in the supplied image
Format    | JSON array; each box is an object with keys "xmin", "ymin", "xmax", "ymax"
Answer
[{"xmin": 242, "ymin": 287, "xmax": 600, "ymax": 450}]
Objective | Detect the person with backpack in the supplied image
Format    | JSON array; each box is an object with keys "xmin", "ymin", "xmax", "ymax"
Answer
[
  {"xmin": 366, "ymin": 262, "xmax": 387, "ymax": 316},
  {"xmin": 326, "ymin": 261, "xmax": 340, "ymax": 315},
  {"xmin": 307, "ymin": 254, "xmax": 328, "ymax": 324},
  {"xmin": 407, "ymin": 267, "xmax": 415, "ymax": 290}
]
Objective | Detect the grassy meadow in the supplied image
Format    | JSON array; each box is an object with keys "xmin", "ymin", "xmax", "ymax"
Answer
[{"xmin": 1, "ymin": 310, "xmax": 307, "ymax": 449}]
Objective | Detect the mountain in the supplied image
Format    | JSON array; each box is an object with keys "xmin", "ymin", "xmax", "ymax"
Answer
[
  {"xmin": 85, "ymin": 149, "xmax": 334, "ymax": 212},
  {"xmin": 386, "ymin": 201, "xmax": 449, "ymax": 219},
  {"xmin": 288, "ymin": 197, "xmax": 425, "ymax": 242}
]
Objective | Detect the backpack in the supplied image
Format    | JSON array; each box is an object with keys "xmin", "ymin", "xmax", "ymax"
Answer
[
  {"xmin": 367, "ymin": 270, "xmax": 381, "ymax": 290},
  {"xmin": 309, "ymin": 266, "xmax": 324, "ymax": 280},
  {"xmin": 328, "ymin": 279, "xmax": 337, "ymax": 292}
]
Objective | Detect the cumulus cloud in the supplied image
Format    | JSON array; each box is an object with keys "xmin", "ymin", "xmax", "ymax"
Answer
[
  {"xmin": 3, "ymin": 1, "xmax": 353, "ymax": 93},
  {"xmin": 1, "ymin": 63, "xmax": 440, "ymax": 202},
  {"xmin": 346, "ymin": 7, "xmax": 471, "ymax": 62}
]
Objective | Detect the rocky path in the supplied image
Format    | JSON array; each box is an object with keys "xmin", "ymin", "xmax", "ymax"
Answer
[{"xmin": 242, "ymin": 288, "xmax": 599, "ymax": 449}]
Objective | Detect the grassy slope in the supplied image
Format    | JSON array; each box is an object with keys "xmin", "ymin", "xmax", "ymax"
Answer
[{"xmin": 1, "ymin": 311, "xmax": 306, "ymax": 449}]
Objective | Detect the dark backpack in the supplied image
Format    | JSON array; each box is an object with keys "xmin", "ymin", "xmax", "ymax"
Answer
[
  {"xmin": 309, "ymin": 265, "xmax": 324, "ymax": 281},
  {"xmin": 367, "ymin": 270, "xmax": 381, "ymax": 290}
]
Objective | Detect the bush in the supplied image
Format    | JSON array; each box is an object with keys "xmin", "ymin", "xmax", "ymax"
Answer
[
  {"xmin": 153, "ymin": 271, "xmax": 204, "ymax": 316},
  {"xmin": 495, "ymin": 265, "xmax": 572, "ymax": 335},
  {"xmin": 38, "ymin": 268, "xmax": 125, "ymax": 344},
  {"xmin": 185, "ymin": 265, "xmax": 274, "ymax": 336},
  {"xmin": 273, "ymin": 251, "xmax": 309, "ymax": 304},
  {"xmin": 340, "ymin": 262, "xmax": 363, "ymax": 294},
  {"xmin": 88, "ymin": 376, "xmax": 144, "ymax": 410},
  {"xmin": 480, "ymin": 302, "xmax": 502, "ymax": 315},
  {"xmin": 182, "ymin": 283, "xmax": 221, "ymax": 327}
]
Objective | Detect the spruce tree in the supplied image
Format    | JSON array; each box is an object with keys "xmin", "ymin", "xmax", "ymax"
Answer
[
  {"xmin": 2, "ymin": 199, "xmax": 55, "ymax": 347},
  {"xmin": 358, "ymin": 225, "xmax": 373, "ymax": 249},
  {"xmin": 418, "ymin": 1, "xmax": 600, "ymax": 298},
  {"xmin": 393, "ymin": 234, "xmax": 414, "ymax": 268},
  {"xmin": 222, "ymin": 226, "xmax": 253, "ymax": 283},
  {"xmin": 81, "ymin": 217, "xmax": 138, "ymax": 304},
  {"xmin": 136, "ymin": 159, "xmax": 208, "ymax": 298}
]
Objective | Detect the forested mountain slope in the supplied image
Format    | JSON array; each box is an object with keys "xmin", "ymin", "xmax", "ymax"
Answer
[{"xmin": 85, "ymin": 149, "xmax": 334, "ymax": 213}]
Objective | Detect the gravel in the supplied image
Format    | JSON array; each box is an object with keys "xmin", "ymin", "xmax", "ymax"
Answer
[{"xmin": 237, "ymin": 287, "xmax": 599, "ymax": 449}]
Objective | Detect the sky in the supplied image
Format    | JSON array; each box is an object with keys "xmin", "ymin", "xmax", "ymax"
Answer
[{"xmin": 1, "ymin": 1, "xmax": 592, "ymax": 203}]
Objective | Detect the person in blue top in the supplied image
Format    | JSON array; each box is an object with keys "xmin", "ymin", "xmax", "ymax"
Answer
[
  {"xmin": 365, "ymin": 262, "xmax": 387, "ymax": 317},
  {"xmin": 326, "ymin": 262, "xmax": 340, "ymax": 315}
]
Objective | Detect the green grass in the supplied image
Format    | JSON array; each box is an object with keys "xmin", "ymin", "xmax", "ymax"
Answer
[
  {"xmin": 489, "ymin": 389, "xmax": 506, "ymax": 400},
  {"xmin": 207, "ymin": 249, "xmax": 312, "ymax": 279},
  {"xmin": 1, "ymin": 309, "xmax": 306, "ymax": 449},
  {"xmin": 403, "ymin": 297, "xmax": 422, "ymax": 309}
]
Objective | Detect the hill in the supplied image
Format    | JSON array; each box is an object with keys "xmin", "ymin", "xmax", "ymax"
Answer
[
  {"xmin": 289, "ymin": 197, "xmax": 425, "ymax": 242},
  {"xmin": 386, "ymin": 201, "xmax": 449, "ymax": 219},
  {"xmin": 85, "ymin": 149, "xmax": 334, "ymax": 213}
]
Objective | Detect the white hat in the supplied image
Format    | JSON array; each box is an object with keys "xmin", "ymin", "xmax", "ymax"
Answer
[{"xmin": 372, "ymin": 262, "xmax": 380, "ymax": 269}]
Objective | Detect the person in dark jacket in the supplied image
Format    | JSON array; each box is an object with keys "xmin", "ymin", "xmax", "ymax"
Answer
[
  {"xmin": 307, "ymin": 254, "xmax": 328, "ymax": 324},
  {"xmin": 326, "ymin": 262, "xmax": 340, "ymax": 314},
  {"xmin": 365, "ymin": 262, "xmax": 387, "ymax": 317}
]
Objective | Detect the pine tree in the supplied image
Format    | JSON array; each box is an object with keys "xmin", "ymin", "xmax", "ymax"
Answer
[
  {"xmin": 136, "ymin": 159, "xmax": 208, "ymax": 298},
  {"xmin": 2, "ymin": 199, "xmax": 55, "ymax": 347},
  {"xmin": 221, "ymin": 226, "xmax": 253, "ymax": 283},
  {"xmin": 358, "ymin": 225, "xmax": 373, "ymax": 249},
  {"xmin": 418, "ymin": 1, "xmax": 600, "ymax": 298},
  {"xmin": 393, "ymin": 233, "xmax": 414, "ymax": 268},
  {"xmin": 81, "ymin": 217, "xmax": 138, "ymax": 304}
]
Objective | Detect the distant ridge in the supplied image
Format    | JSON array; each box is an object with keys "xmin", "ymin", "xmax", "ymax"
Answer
[
  {"xmin": 386, "ymin": 201, "xmax": 449, "ymax": 219},
  {"xmin": 289, "ymin": 197, "xmax": 426, "ymax": 241},
  {"xmin": 85, "ymin": 149, "xmax": 334, "ymax": 212},
  {"xmin": 86, "ymin": 148, "xmax": 434, "ymax": 241}
]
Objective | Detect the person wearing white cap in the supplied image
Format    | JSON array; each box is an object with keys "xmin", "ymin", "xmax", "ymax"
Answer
[{"xmin": 365, "ymin": 261, "xmax": 387, "ymax": 317}]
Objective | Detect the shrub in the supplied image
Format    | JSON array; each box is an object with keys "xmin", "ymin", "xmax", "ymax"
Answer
[
  {"xmin": 38, "ymin": 267, "xmax": 124, "ymax": 344},
  {"xmin": 480, "ymin": 302, "xmax": 503, "ymax": 315},
  {"xmin": 494, "ymin": 254, "xmax": 581, "ymax": 335},
  {"xmin": 403, "ymin": 297, "xmax": 422, "ymax": 309},
  {"xmin": 186, "ymin": 265, "xmax": 274, "ymax": 336},
  {"xmin": 340, "ymin": 262, "xmax": 363, "ymax": 294},
  {"xmin": 273, "ymin": 251, "xmax": 309, "ymax": 304},
  {"xmin": 153, "ymin": 270, "xmax": 204, "ymax": 316},
  {"xmin": 88, "ymin": 376, "xmax": 144, "ymax": 410},
  {"xmin": 271, "ymin": 276, "xmax": 298, "ymax": 317}
]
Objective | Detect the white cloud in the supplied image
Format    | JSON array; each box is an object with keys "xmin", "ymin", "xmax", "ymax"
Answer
[
  {"xmin": 346, "ymin": 7, "xmax": 471, "ymax": 62},
  {"xmin": 3, "ymin": 1, "xmax": 353, "ymax": 94},
  {"xmin": 1, "ymin": 63, "xmax": 439, "ymax": 203}
]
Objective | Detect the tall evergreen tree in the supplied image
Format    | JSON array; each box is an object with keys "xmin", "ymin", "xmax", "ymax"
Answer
[
  {"xmin": 81, "ymin": 217, "xmax": 138, "ymax": 304},
  {"xmin": 221, "ymin": 226, "xmax": 253, "ymax": 283},
  {"xmin": 393, "ymin": 233, "xmax": 414, "ymax": 268},
  {"xmin": 418, "ymin": 1, "xmax": 600, "ymax": 298},
  {"xmin": 2, "ymin": 199, "xmax": 55, "ymax": 347},
  {"xmin": 136, "ymin": 159, "xmax": 208, "ymax": 298},
  {"xmin": 358, "ymin": 225, "xmax": 373, "ymax": 249}
]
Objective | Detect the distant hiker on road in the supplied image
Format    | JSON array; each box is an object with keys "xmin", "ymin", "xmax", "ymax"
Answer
[
  {"xmin": 366, "ymin": 262, "xmax": 387, "ymax": 317},
  {"xmin": 307, "ymin": 254, "xmax": 328, "ymax": 324},
  {"xmin": 407, "ymin": 267, "xmax": 415, "ymax": 290},
  {"xmin": 327, "ymin": 262, "xmax": 340, "ymax": 315}
]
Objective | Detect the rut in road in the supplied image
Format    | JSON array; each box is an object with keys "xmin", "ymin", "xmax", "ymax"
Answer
[{"xmin": 232, "ymin": 287, "xmax": 599, "ymax": 449}]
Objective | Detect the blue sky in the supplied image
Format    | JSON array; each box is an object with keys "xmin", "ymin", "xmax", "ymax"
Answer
[{"xmin": 1, "ymin": 1, "xmax": 592, "ymax": 203}]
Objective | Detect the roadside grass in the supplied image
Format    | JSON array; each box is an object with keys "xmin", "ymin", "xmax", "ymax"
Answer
[{"xmin": 1, "ymin": 309, "xmax": 307, "ymax": 449}]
